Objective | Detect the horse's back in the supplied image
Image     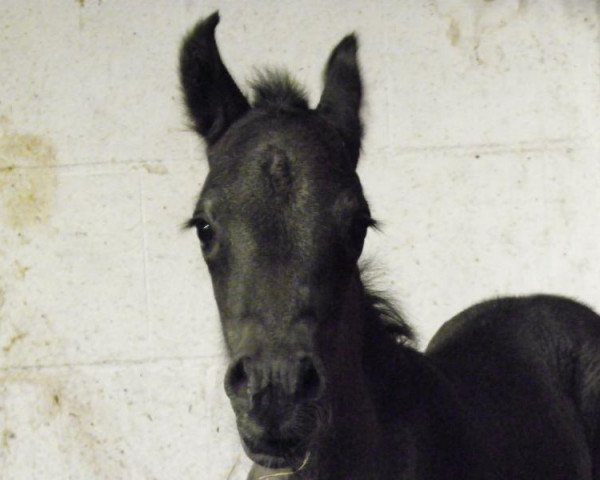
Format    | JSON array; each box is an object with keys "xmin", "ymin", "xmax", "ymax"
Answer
[{"xmin": 427, "ymin": 295, "xmax": 600, "ymax": 479}]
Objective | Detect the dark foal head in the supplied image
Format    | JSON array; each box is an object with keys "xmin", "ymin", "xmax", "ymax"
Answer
[{"xmin": 181, "ymin": 12, "xmax": 371, "ymax": 469}]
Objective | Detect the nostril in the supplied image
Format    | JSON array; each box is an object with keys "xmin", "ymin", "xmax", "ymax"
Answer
[
  {"xmin": 225, "ymin": 357, "xmax": 250, "ymax": 398},
  {"xmin": 297, "ymin": 357, "xmax": 322, "ymax": 401}
]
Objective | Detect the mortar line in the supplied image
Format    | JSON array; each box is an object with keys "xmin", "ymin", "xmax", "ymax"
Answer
[
  {"xmin": 138, "ymin": 171, "xmax": 153, "ymax": 350},
  {"xmin": 376, "ymin": 137, "xmax": 592, "ymax": 156},
  {"xmin": 2, "ymin": 137, "xmax": 592, "ymax": 173},
  {"xmin": 0, "ymin": 353, "xmax": 222, "ymax": 372}
]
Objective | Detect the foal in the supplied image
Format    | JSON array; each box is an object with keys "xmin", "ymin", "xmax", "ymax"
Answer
[{"xmin": 180, "ymin": 13, "xmax": 600, "ymax": 479}]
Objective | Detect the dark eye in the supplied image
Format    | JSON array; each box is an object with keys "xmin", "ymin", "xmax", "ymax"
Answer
[
  {"xmin": 348, "ymin": 214, "xmax": 373, "ymax": 256},
  {"xmin": 194, "ymin": 219, "xmax": 215, "ymax": 250},
  {"xmin": 350, "ymin": 217, "xmax": 368, "ymax": 241}
]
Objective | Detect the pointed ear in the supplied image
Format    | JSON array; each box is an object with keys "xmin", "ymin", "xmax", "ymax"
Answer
[
  {"xmin": 179, "ymin": 12, "xmax": 250, "ymax": 145},
  {"xmin": 317, "ymin": 34, "xmax": 363, "ymax": 168}
]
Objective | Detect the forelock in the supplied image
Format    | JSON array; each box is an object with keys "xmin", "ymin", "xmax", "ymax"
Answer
[{"xmin": 250, "ymin": 69, "xmax": 309, "ymax": 112}]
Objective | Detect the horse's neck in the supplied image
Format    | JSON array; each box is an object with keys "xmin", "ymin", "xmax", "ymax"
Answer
[
  {"xmin": 360, "ymin": 310, "xmax": 471, "ymax": 479},
  {"xmin": 304, "ymin": 280, "xmax": 470, "ymax": 479},
  {"xmin": 304, "ymin": 283, "xmax": 392, "ymax": 478}
]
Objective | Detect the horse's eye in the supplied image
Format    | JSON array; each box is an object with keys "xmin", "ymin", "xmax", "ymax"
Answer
[
  {"xmin": 195, "ymin": 219, "xmax": 215, "ymax": 249},
  {"xmin": 350, "ymin": 217, "xmax": 368, "ymax": 241},
  {"xmin": 348, "ymin": 214, "xmax": 372, "ymax": 256}
]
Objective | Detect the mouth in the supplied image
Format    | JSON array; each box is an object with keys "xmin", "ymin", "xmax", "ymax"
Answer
[{"xmin": 241, "ymin": 435, "xmax": 307, "ymax": 469}]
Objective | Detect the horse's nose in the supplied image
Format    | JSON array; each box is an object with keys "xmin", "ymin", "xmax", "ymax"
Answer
[{"xmin": 224, "ymin": 354, "xmax": 323, "ymax": 403}]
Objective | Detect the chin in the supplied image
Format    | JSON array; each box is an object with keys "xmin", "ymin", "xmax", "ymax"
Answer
[
  {"xmin": 241, "ymin": 436, "xmax": 307, "ymax": 470},
  {"xmin": 248, "ymin": 452, "xmax": 290, "ymax": 469}
]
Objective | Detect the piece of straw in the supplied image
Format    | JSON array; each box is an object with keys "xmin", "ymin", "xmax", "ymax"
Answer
[{"xmin": 258, "ymin": 451, "xmax": 311, "ymax": 479}]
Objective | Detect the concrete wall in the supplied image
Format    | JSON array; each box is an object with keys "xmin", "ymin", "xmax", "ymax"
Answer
[{"xmin": 1, "ymin": 0, "xmax": 599, "ymax": 478}]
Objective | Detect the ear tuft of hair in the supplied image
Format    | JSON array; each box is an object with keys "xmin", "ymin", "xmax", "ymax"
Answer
[{"xmin": 250, "ymin": 69, "xmax": 309, "ymax": 112}]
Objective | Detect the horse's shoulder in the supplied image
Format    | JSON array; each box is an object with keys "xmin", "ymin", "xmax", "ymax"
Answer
[{"xmin": 426, "ymin": 294, "xmax": 600, "ymax": 355}]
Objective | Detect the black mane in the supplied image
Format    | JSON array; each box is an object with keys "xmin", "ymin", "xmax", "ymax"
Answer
[
  {"xmin": 361, "ymin": 269, "xmax": 414, "ymax": 344},
  {"xmin": 250, "ymin": 69, "xmax": 309, "ymax": 111}
]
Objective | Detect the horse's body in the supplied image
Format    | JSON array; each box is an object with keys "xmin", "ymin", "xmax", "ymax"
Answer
[
  {"xmin": 179, "ymin": 13, "xmax": 600, "ymax": 479},
  {"xmin": 427, "ymin": 295, "xmax": 600, "ymax": 479}
]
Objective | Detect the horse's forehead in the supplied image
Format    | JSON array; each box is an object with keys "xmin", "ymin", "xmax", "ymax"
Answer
[
  {"xmin": 210, "ymin": 131, "xmax": 345, "ymax": 201},
  {"xmin": 214, "ymin": 112, "xmax": 346, "ymax": 170}
]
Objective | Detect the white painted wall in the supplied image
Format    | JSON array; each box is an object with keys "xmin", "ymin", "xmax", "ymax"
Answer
[{"xmin": 1, "ymin": 0, "xmax": 598, "ymax": 478}]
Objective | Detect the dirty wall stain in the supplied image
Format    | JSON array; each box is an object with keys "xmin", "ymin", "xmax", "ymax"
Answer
[
  {"xmin": 1, "ymin": 373, "xmax": 126, "ymax": 477},
  {"xmin": 435, "ymin": 0, "xmax": 526, "ymax": 65},
  {"xmin": 142, "ymin": 162, "xmax": 169, "ymax": 175},
  {"xmin": 0, "ymin": 133, "xmax": 58, "ymax": 230},
  {"xmin": 447, "ymin": 18, "xmax": 461, "ymax": 46},
  {"xmin": 2, "ymin": 332, "xmax": 27, "ymax": 354}
]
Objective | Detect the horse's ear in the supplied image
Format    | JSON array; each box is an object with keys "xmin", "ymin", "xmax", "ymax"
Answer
[
  {"xmin": 179, "ymin": 12, "xmax": 250, "ymax": 146},
  {"xmin": 317, "ymin": 34, "xmax": 363, "ymax": 168}
]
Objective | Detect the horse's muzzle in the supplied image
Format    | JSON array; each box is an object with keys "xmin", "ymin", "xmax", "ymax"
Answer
[{"xmin": 224, "ymin": 353, "xmax": 323, "ymax": 467}]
